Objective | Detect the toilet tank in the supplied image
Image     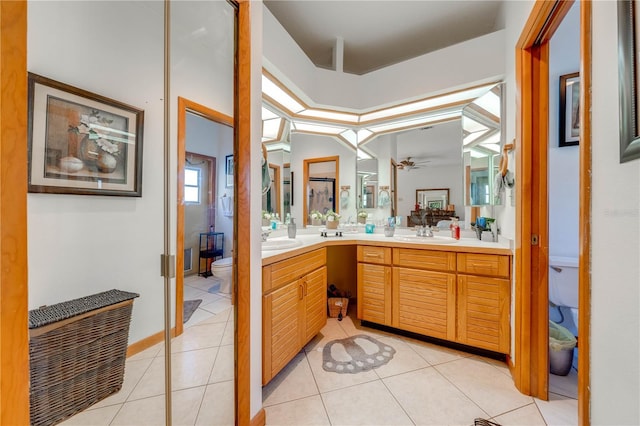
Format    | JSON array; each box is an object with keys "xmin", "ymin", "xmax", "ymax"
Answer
[{"xmin": 548, "ymin": 256, "xmax": 579, "ymax": 308}]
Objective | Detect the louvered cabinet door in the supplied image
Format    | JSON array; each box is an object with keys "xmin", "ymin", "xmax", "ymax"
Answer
[
  {"xmin": 262, "ymin": 280, "xmax": 303, "ymax": 384},
  {"xmin": 302, "ymin": 266, "xmax": 327, "ymax": 343},
  {"xmin": 392, "ymin": 267, "xmax": 456, "ymax": 341},
  {"xmin": 456, "ymin": 274, "xmax": 510, "ymax": 354},
  {"xmin": 357, "ymin": 262, "xmax": 392, "ymax": 325}
]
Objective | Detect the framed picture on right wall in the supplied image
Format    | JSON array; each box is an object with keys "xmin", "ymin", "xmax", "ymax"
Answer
[
  {"xmin": 225, "ymin": 154, "xmax": 233, "ymax": 188},
  {"xmin": 559, "ymin": 72, "xmax": 580, "ymax": 147}
]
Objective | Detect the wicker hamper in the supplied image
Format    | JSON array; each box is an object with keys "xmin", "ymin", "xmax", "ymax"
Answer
[
  {"xmin": 28, "ymin": 289, "xmax": 139, "ymax": 426},
  {"xmin": 328, "ymin": 297, "xmax": 349, "ymax": 318}
]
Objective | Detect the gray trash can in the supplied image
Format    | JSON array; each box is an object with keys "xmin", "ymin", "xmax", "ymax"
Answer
[{"xmin": 549, "ymin": 320, "xmax": 577, "ymax": 376}]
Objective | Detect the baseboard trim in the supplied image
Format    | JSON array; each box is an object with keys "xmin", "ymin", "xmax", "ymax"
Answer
[
  {"xmin": 126, "ymin": 328, "xmax": 176, "ymax": 358},
  {"xmin": 250, "ymin": 408, "xmax": 266, "ymax": 426}
]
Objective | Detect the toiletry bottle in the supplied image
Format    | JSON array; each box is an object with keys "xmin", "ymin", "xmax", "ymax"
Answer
[
  {"xmin": 287, "ymin": 217, "xmax": 297, "ymax": 239},
  {"xmin": 450, "ymin": 218, "xmax": 460, "ymax": 240}
]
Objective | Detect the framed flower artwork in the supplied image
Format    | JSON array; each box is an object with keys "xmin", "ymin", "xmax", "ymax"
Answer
[{"xmin": 27, "ymin": 73, "xmax": 144, "ymax": 196}]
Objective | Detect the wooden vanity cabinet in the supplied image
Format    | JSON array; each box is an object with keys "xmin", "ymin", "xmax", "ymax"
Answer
[
  {"xmin": 262, "ymin": 248, "xmax": 327, "ymax": 385},
  {"xmin": 392, "ymin": 248, "xmax": 457, "ymax": 341},
  {"xmin": 356, "ymin": 245, "xmax": 511, "ymax": 355},
  {"xmin": 357, "ymin": 246, "xmax": 392, "ymax": 326},
  {"xmin": 456, "ymin": 253, "xmax": 510, "ymax": 353}
]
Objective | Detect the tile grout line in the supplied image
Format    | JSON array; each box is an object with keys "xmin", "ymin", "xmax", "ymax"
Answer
[
  {"xmin": 303, "ymin": 348, "xmax": 333, "ymax": 424},
  {"xmin": 106, "ymin": 354, "xmax": 165, "ymax": 425},
  {"xmin": 531, "ymin": 400, "xmax": 551, "ymax": 426},
  {"xmin": 376, "ymin": 370, "xmax": 418, "ymax": 426},
  {"xmin": 430, "ymin": 362, "xmax": 493, "ymax": 420}
]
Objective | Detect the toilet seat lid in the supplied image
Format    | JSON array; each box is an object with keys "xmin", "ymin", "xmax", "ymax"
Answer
[{"xmin": 212, "ymin": 257, "xmax": 232, "ymax": 267}]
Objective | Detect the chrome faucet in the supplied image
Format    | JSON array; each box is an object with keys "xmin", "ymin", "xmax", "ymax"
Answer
[
  {"xmin": 261, "ymin": 229, "xmax": 271, "ymax": 242},
  {"xmin": 415, "ymin": 225, "xmax": 433, "ymax": 237}
]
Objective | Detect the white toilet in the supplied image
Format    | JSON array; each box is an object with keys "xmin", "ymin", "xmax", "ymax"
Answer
[
  {"xmin": 548, "ymin": 256, "xmax": 579, "ymax": 329},
  {"xmin": 211, "ymin": 257, "xmax": 233, "ymax": 294}
]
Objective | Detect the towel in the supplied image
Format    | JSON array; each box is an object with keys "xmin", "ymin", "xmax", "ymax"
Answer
[
  {"xmin": 221, "ymin": 195, "xmax": 233, "ymax": 216},
  {"xmin": 494, "ymin": 170, "xmax": 515, "ymax": 204},
  {"xmin": 494, "ymin": 172, "xmax": 505, "ymax": 204}
]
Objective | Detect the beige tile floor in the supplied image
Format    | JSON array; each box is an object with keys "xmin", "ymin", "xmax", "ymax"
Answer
[
  {"xmin": 60, "ymin": 275, "xmax": 234, "ymax": 426},
  {"xmin": 61, "ymin": 277, "xmax": 578, "ymax": 426},
  {"xmin": 263, "ymin": 308, "xmax": 579, "ymax": 426}
]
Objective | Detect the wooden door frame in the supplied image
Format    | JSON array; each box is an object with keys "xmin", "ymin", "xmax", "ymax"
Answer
[
  {"xmin": 302, "ymin": 156, "xmax": 340, "ymax": 226},
  {"xmin": 514, "ymin": 1, "xmax": 591, "ymax": 424},
  {"xmin": 177, "ymin": 97, "xmax": 233, "ymax": 336},
  {"xmin": 0, "ymin": 1, "xmax": 29, "ymax": 423}
]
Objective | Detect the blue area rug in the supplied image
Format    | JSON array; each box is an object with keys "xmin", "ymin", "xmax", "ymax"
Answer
[{"xmin": 183, "ymin": 299, "xmax": 202, "ymax": 323}]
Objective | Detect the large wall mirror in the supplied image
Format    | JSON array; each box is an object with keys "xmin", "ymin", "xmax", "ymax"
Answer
[
  {"xmin": 262, "ymin": 80, "xmax": 505, "ymax": 227},
  {"xmin": 263, "ymin": 163, "xmax": 281, "ymax": 216},
  {"xmin": 357, "ymin": 155, "xmax": 378, "ymax": 209},
  {"xmin": 265, "ymin": 148, "xmax": 290, "ymax": 218},
  {"xmin": 462, "ymin": 83, "xmax": 505, "ymax": 206},
  {"xmin": 303, "ymin": 156, "xmax": 339, "ymax": 225}
]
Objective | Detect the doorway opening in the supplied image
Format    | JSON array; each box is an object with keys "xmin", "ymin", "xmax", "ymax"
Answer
[{"xmin": 514, "ymin": 1, "xmax": 591, "ymax": 424}]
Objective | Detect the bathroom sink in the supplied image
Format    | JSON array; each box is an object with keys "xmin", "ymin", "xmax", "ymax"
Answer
[
  {"xmin": 393, "ymin": 235, "xmax": 458, "ymax": 244},
  {"xmin": 261, "ymin": 239, "xmax": 304, "ymax": 251}
]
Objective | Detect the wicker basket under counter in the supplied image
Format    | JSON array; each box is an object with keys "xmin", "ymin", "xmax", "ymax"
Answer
[{"xmin": 28, "ymin": 289, "xmax": 139, "ymax": 426}]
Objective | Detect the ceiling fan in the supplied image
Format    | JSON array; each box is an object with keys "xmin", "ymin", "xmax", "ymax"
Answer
[{"xmin": 397, "ymin": 157, "xmax": 430, "ymax": 171}]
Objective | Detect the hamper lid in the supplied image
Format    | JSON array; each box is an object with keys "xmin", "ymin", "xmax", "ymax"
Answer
[{"xmin": 28, "ymin": 289, "xmax": 139, "ymax": 329}]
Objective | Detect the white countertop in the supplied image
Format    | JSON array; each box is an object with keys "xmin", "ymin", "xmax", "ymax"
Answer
[{"xmin": 261, "ymin": 226, "xmax": 513, "ymax": 262}]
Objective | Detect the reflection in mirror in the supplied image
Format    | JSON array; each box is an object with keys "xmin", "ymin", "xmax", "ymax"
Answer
[
  {"xmin": 303, "ymin": 157, "xmax": 338, "ymax": 225},
  {"xmin": 416, "ymin": 188, "xmax": 449, "ymax": 209},
  {"xmin": 290, "ymin": 132, "xmax": 356, "ymax": 227},
  {"xmin": 263, "ymin": 164, "xmax": 280, "ymax": 216},
  {"xmin": 262, "ymin": 78, "xmax": 505, "ymax": 226},
  {"xmin": 395, "ymin": 122, "xmax": 463, "ymax": 224},
  {"xmin": 462, "ymin": 83, "xmax": 504, "ymax": 206},
  {"xmin": 282, "ymin": 163, "xmax": 291, "ymax": 217},
  {"xmin": 390, "ymin": 160, "xmax": 398, "ymax": 216},
  {"xmin": 357, "ymin": 155, "xmax": 378, "ymax": 209},
  {"xmin": 265, "ymin": 148, "xmax": 290, "ymax": 217}
]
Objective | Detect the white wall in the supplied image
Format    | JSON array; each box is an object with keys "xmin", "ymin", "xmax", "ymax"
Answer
[
  {"xmin": 27, "ymin": 1, "xmax": 166, "ymax": 342},
  {"xmin": 548, "ymin": 2, "xmax": 580, "ymax": 259},
  {"xmin": 264, "ymin": 6, "xmax": 505, "ymax": 110},
  {"xmin": 591, "ymin": 2, "xmax": 640, "ymax": 423},
  {"xmin": 497, "ymin": 1, "xmax": 535, "ymax": 242},
  {"xmin": 27, "ymin": 1, "xmax": 236, "ymax": 344}
]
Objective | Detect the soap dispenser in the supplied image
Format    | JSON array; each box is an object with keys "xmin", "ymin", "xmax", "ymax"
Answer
[
  {"xmin": 287, "ymin": 217, "xmax": 297, "ymax": 239},
  {"xmin": 450, "ymin": 217, "xmax": 460, "ymax": 240}
]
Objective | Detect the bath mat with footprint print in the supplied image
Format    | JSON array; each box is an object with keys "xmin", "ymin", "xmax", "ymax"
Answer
[{"xmin": 322, "ymin": 334, "xmax": 395, "ymax": 374}]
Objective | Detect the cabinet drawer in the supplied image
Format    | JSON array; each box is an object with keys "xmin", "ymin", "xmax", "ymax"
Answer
[
  {"xmin": 357, "ymin": 246, "xmax": 391, "ymax": 265},
  {"xmin": 457, "ymin": 253, "xmax": 510, "ymax": 278},
  {"xmin": 392, "ymin": 248, "xmax": 456, "ymax": 272},
  {"xmin": 263, "ymin": 248, "xmax": 326, "ymax": 293}
]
